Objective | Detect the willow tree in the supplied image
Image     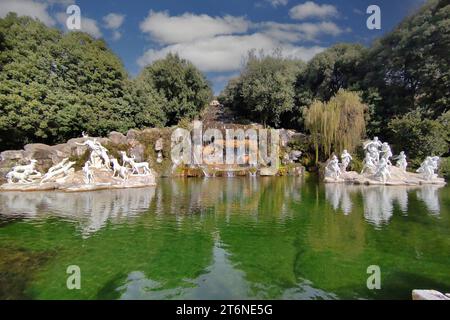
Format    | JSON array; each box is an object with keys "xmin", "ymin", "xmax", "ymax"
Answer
[{"xmin": 303, "ymin": 90, "xmax": 367, "ymax": 164}]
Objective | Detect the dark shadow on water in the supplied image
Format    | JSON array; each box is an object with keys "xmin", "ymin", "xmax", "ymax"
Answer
[
  {"xmin": 0, "ymin": 247, "xmax": 56, "ymax": 300},
  {"xmin": 96, "ymin": 272, "xmax": 126, "ymax": 300}
]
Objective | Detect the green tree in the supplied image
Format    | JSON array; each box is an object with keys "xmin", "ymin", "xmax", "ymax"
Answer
[
  {"xmin": 137, "ymin": 53, "xmax": 212, "ymax": 126},
  {"xmin": 0, "ymin": 14, "xmax": 137, "ymax": 149},
  {"xmin": 363, "ymin": 0, "xmax": 450, "ymax": 134},
  {"xmin": 388, "ymin": 110, "xmax": 449, "ymax": 166},
  {"xmin": 298, "ymin": 43, "xmax": 367, "ymax": 102},
  {"xmin": 219, "ymin": 51, "xmax": 304, "ymax": 128},
  {"xmin": 303, "ymin": 90, "xmax": 367, "ymax": 164}
]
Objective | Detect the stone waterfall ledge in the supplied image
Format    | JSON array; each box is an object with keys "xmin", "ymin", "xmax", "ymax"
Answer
[
  {"xmin": 0, "ymin": 168, "xmax": 156, "ymax": 193},
  {"xmin": 324, "ymin": 166, "xmax": 446, "ymax": 186}
]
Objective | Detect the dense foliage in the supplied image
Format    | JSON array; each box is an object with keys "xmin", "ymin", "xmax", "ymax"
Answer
[
  {"xmin": 219, "ymin": 50, "xmax": 303, "ymax": 127},
  {"xmin": 388, "ymin": 110, "xmax": 450, "ymax": 166},
  {"xmin": 136, "ymin": 53, "xmax": 212, "ymax": 126},
  {"xmin": 0, "ymin": 14, "xmax": 211, "ymax": 150}
]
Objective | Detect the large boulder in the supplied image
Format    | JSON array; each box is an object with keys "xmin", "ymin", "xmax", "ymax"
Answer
[
  {"xmin": 0, "ymin": 150, "xmax": 25, "ymax": 161},
  {"xmin": 126, "ymin": 129, "xmax": 140, "ymax": 141},
  {"xmin": 108, "ymin": 131, "xmax": 127, "ymax": 145}
]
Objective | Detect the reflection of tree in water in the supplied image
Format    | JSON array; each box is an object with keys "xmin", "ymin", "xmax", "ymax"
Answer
[
  {"xmin": 153, "ymin": 177, "xmax": 302, "ymax": 222},
  {"xmin": 117, "ymin": 239, "xmax": 252, "ymax": 300}
]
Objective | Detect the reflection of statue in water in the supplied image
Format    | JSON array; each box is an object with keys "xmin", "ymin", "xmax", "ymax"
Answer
[
  {"xmin": 325, "ymin": 184, "xmax": 353, "ymax": 214},
  {"xmin": 362, "ymin": 187, "xmax": 394, "ymax": 226},
  {"xmin": 394, "ymin": 151, "xmax": 408, "ymax": 172},
  {"xmin": 340, "ymin": 150, "xmax": 352, "ymax": 172},
  {"xmin": 416, "ymin": 156, "xmax": 439, "ymax": 181},
  {"xmin": 325, "ymin": 155, "xmax": 341, "ymax": 180},
  {"xmin": 0, "ymin": 188, "xmax": 155, "ymax": 236},
  {"xmin": 416, "ymin": 185, "xmax": 441, "ymax": 214},
  {"xmin": 374, "ymin": 158, "xmax": 391, "ymax": 183}
]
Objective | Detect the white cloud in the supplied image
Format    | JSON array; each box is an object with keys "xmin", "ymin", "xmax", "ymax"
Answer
[
  {"xmin": 138, "ymin": 33, "xmax": 325, "ymax": 72},
  {"xmin": 79, "ymin": 17, "xmax": 102, "ymax": 38},
  {"xmin": 112, "ymin": 30, "xmax": 122, "ymax": 41},
  {"xmin": 56, "ymin": 12, "xmax": 102, "ymax": 38},
  {"xmin": 44, "ymin": 0, "xmax": 74, "ymax": 5},
  {"xmin": 266, "ymin": 0, "xmax": 289, "ymax": 7},
  {"xmin": 0, "ymin": 0, "xmax": 55, "ymax": 26},
  {"xmin": 139, "ymin": 10, "xmax": 250, "ymax": 44},
  {"xmin": 103, "ymin": 13, "xmax": 125, "ymax": 30},
  {"xmin": 289, "ymin": 1, "xmax": 338, "ymax": 20},
  {"xmin": 261, "ymin": 21, "xmax": 344, "ymax": 42},
  {"xmin": 137, "ymin": 11, "xmax": 350, "ymax": 74}
]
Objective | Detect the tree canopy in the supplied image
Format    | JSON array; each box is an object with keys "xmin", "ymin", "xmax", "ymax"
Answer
[
  {"xmin": 0, "ymin": 14, "xmax": 212, "ymax": 150},
  {"xmin": 136, "ymin": 53, "xmax": 212, "ymax": 126},
  {"xmin": 219, "ymin": 51, "xmax": 304, "ymax": 128},
  {"xmin": 303, "ymin": 90, "xmax": 367, "ymax": 164}
]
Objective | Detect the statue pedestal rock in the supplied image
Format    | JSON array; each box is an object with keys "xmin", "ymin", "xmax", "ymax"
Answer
[{"xmin": 1, "ymin": 135, "xmax": 156, "ymax": 192}]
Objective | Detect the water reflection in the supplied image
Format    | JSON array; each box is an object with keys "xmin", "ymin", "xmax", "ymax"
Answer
[
  {"xmin": 0, "ymin": 188, "xmax": 155, "ymax": 236},
  {"xmin": 416, "ymin": 185, "xmax": 441, "ymax": 214},
  {"xmin": 152, "ymin": 177, "xmax": 303, "ymax": 223},
  {"xmin": 324, "ymin": 184, "xmax": 444, "ymax": 226},
  {"xmin": 0, "ymin": 179, "xmax": 445, "ymax": 235},
  {"xmin": 118, "ymin": 240, "xmax": 251, "ymax": 300},
  {"xmin": 0, "ymin": 177, "xmax": 448, "ymax": 300}
]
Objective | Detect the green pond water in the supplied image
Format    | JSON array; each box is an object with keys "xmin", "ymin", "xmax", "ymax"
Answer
[{"xmin": 0, "ymin": 177, "xmax": 449, "ymax": 300}]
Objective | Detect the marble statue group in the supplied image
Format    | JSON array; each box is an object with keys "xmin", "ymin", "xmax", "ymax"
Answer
[
  {"xmin": 2, "ymin": 133, "xmax": 155, "ymax": 191},
  {"xmin": 324, "ymin": 137, "xmax": 445, "ymax": 186}
]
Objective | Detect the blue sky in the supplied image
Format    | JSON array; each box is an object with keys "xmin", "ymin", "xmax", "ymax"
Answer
[{"xmin": 0, "ymin": 0, "xmax": 426, "ymax": 94}]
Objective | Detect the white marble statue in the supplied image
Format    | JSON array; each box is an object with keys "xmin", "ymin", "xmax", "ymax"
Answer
[
  {"xmin": 374, "ymin": 157, "xmax": 391, "ymax": 183},
  {"xmin": 119, "ymin": 151, "xmax": 135, "ymax": 168},
  {"xmin": 381, "ymin": 142, "xmax": 393, "ymax": 165},
  {"xmin": 11, "ymin": 159, "xmax": 38, "ymax": 173},
  {"xmin": 41, "ymin": 159, "xmax": 75, "ymax": 184},
  {"xmin": 6, "ymin": 168, "xmax": 40, "ymax": 184},
  {"xmin": 82, "ymin": 161, "xmax": 95, "ymax": 184},
  {"xmin": 394, "ymin": 151, "xmax": 408, "ymax": 172},
  {"xmin": 119, "ymin": 151, "xmax": 151, "ymax": 175},
  {"xmin": 46, "ymin": 158, "xmax": 69, "ymax": 174},
  {"xmin": 111, "ymin": 158, "xmax": 129, "ymax": 181},
  {"xmin": 76, "ymin": 138, "xmax": 111, "ymax": 170},
  {"xmin": 417, "ymin": 156, "xmax": 439, "ymax": 181},
  {"xmin": 364, "ymin": 136, "xmax": 383, "ymax": 151},
  {"xmin": 325, "ymin": 155, "xmax": 341, "ymax": 180},
  {"xmin": 340, "ymin": 150, "xmax": 353, "ymax": 172},
  {"xmin": 364, "ymin": 137, "xmax": 382, "ymax": 162},
  {"xmin": 361, "ymin": 152, "xmax": 376, "ymax": 174},
  {"xmin": 5, "ymin": 159, "xmax": 41, "ymax": 184}
]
